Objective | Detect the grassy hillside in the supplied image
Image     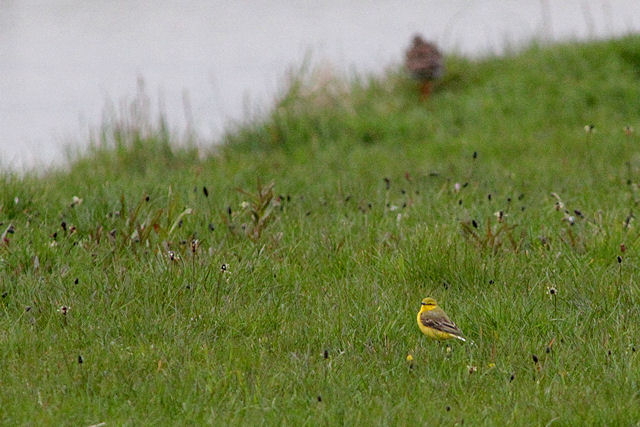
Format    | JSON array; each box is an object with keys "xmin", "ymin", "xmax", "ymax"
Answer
[{"xmin": 2, "ymin": 36, "xmax": 640, "ymax": 425}]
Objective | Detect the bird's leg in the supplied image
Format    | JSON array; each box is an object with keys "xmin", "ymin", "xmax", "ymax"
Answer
[{"xmin": 420, "ymin": 81, "xmax": 432, "ymax": 99}]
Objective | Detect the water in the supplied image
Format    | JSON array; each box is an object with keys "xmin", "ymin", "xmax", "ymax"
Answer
[{"xmin": 1, "ymin": 1, "xmax": 639, "ymax": 170}]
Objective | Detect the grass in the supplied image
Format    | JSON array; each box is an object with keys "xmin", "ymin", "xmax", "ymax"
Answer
[{"xmin": 3, "ymin": 36, "xmax": 640, "ymax": 425}]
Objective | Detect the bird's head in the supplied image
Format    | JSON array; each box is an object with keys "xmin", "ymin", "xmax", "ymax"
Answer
[
  {"xmin": 412, "ymin": 34, "xmax": 426, "ymax": 46},
  {"xmin": 420, "ymin": 297, "xmax": 438, "ymax": 310}
]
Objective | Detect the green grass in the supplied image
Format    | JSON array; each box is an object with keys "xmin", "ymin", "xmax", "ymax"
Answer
[{"xmin": 3, "ymin": 36, "xmax": 640, "ymax": 425}]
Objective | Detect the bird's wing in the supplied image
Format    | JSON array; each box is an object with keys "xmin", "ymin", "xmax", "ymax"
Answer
[{"xmin": 420, "ymin": 308, "xmax": 464, "ymax": 337}]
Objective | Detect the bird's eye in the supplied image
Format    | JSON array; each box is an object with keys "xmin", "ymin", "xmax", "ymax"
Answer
[{"xmin": 421, "ymin": 302, "xmax": 426, "ymax": 305}]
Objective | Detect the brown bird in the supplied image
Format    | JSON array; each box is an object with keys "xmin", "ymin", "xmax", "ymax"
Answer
[{"xmin": 405, "ymin": 35, "xmax": 444, "ymax": 99}]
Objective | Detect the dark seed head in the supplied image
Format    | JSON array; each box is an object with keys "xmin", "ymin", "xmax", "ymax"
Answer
[
  {"xmin": 489, "ymin": 280, "xmax": 494, "ymax": 285},
  {"xmin": 472, "ymin": 219, "xmax": 478, "ymax": 228},
  {"xmin": 1, "ymin": 292, "xmax": 7, "ymax": 298},
  {"xmin": 78, "ymin": 355, "xmax": 83, "ymax": 364},
  {"xmin": 510, "ymin": 374, "xmax": 515, "ymax": 382},
  {"xmin": 61, "ymin": 221, "xmax": 67, "ymax": 231},
  {"xmin": 74, "ymin": 278, "xmax": 79, "ymax": 285},
  {"xmin": 203, "ymin": 186, "xmax": 209, "ymax": 197},
  {"xmin": 317, "ymin": 395, "xmax": 322, "ymax": 402},
  {"xmin": 488, "ymin": 194, "xmax": 492, "ymax": 201},
  {"xmin": 473, "ymin": 151, "xmax": 477, "ymax": 159},
  {"xmin": 546, "ymin": 347, "xmax": 551, "ymax": 354},
  {"xmin": 532, "ymin": 354, "xmax": 539, "ymax": 364},
  {"xmin": 209, "ymin": 223, "xmax": 215, "ymax": 231},
  {"xmin": 617, "ymin": 256, "xmax": 623, "ymax": 264},
  {"xmin": 324, "ymin": 349, "xmax": 329, "ymax": 359},
  {"xmin": 145, "ymin": 195, "xmax": 150, "ymax": 202},
  {"xmin": 446, "ymin": 406, "xmax": 451, "ymax": 412}
]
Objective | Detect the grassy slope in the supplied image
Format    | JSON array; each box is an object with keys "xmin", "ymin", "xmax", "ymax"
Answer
[{"xmin": 2, "ymin": 36, "xmax": 640, "ymax": 424}]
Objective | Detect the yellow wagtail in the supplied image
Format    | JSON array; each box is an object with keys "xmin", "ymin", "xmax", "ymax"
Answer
[{"xmin": 417, "ymin": 297, "xmax": 466, "ymax": 342}]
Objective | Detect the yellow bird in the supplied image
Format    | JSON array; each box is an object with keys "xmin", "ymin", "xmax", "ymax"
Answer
[{"xmin": 417, "ymin": 297, "xmax": 466, "ymax": 342}]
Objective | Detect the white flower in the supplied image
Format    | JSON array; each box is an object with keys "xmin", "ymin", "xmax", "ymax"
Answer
[{"xmin": 494, "ymin": 211, "xmax": 506, "ymax": 222}]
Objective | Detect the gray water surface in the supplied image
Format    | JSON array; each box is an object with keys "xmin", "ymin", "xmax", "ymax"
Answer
[{"xmin": 2, "ymin": 1, "xmax": 639, "ymax": 169}]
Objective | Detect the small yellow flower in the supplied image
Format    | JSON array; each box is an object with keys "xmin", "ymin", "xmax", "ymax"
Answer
[
  {"xmin": 406, "ymin": 354, "xmax": 414, "ymax": 362},
  {"xmin": 488, "ymin": 362, "xmax": 496, "ymax": 368}
]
